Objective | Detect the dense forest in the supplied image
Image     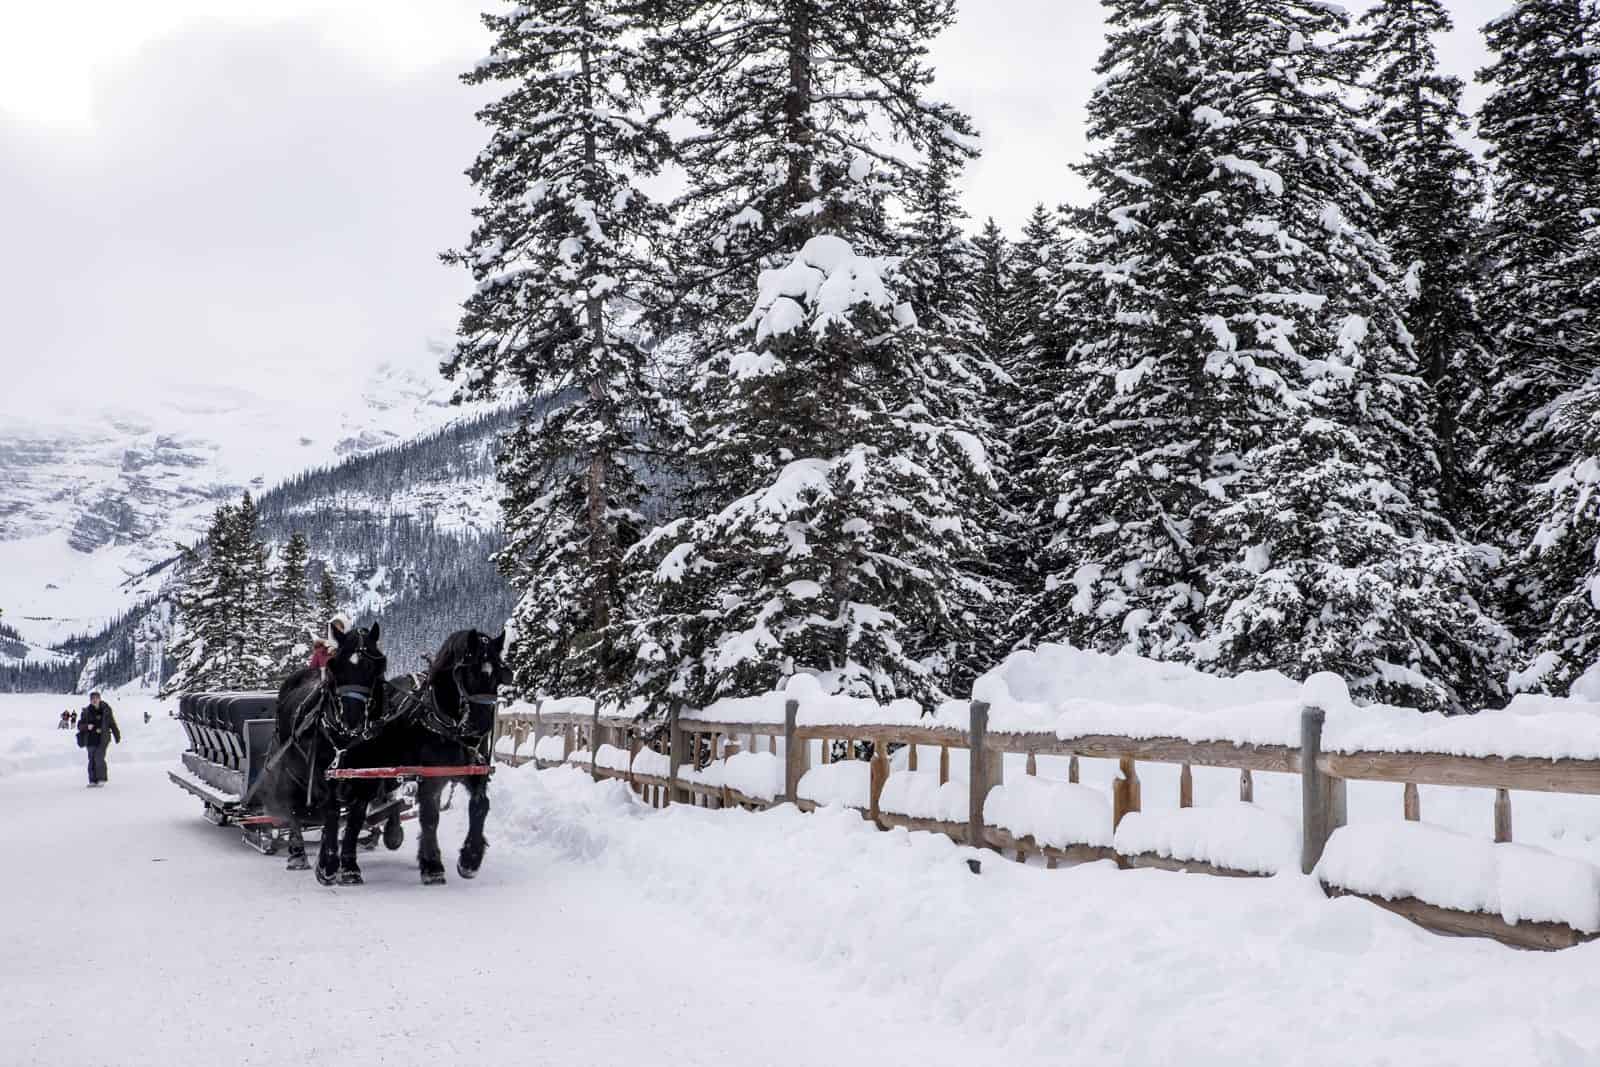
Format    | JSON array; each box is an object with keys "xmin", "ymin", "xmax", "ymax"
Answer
[{"xmin": 448, "ymin": 0, "xmax": 1600, "ymax": 716}]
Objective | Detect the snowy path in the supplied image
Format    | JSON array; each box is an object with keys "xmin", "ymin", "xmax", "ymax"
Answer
[
  {"xmin": 0, "ymin": 707, "xmax": 1042, "ymax": 1067},
  {"xmin": 9, "ymin": 696, "xmax": 1600, "ymax": 1066}
]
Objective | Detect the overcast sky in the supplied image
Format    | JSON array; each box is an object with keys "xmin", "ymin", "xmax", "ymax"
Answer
[{"xmin": 0, "ymin": 1, "xmax": 1505, "ymax": 423}]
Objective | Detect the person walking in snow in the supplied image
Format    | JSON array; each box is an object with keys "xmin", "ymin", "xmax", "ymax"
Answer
[{"xmin": 76, "ymin": 691, "xmax": 121, "ymax": 787}]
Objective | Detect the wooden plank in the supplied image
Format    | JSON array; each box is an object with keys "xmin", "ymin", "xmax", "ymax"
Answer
[
  {"xmin": 676, "ymin": 719, "xmax": 786, "ymax": 737},
  {"xmin": 939, "ymin": 746, "xmax": 950, "ymax": 786},
  {"xmin": 907, "ymin": 743, "xmax": 918, "ymax": 773},
  {"xmin": 1403, "ymin": 782, "xmax": 1420, "ymax": 821},
  {"xmin": 983, "ymin": 825, "xmax": 1117, "ymax": 866},
  {"xmin": 1179, "ymin": 763, "xmax": 1193, "ymax": 808},
  {"xmin": 1122, "ymin": 852, "xmax": 1269, "ymax": 879},
  {"xmin": 1239, "ymin": 768, "xmax": 1253, "ymax": 803},
  {"xmin": 998, "ymin": 733, "xmax": 1302, "ymax": 774},
  {"xmin": 792, "ymin": 724, "xmax": 969, "ymax": 748},
  {"xmin": 1025, "ymin": 751, "xmax": 1037, "ymax": 777},
  {"xmin": 875, "ymin": 811, "xmax": 968, "ymax": 843},
  {"xmin": 1322, "ymin": 751, "xmax": 1600, "ymax": 795},
  {"xmin": 1068, "ymin": 755, "xmax": 1079, "ymax": 784},
  {"xmin": 1322, "ymin": 887, "xmax": 1591, "ymax": 951},
  {"xmin": 1495, "ymin": 788, "xmax": 1513, "ymax": 843}
]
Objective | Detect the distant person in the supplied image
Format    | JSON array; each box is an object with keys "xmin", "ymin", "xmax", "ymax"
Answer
[
  {"xmin": 76, "ymin": 691, "xmax": 121, "ymax": 788},
  {"xmin": 69, "ymin": 711, "xmax": 77, "ymax": 727},
  {"xmin": 58, "ymin": 711, "xmax": 70, "ymax": 730},
  {"xmin": 309, "ymin": 637, "xmax": 332, "ymax": 670},
  {"xmin": 143, "ymin": 711, "xmax": 151, "ymax": 725}
]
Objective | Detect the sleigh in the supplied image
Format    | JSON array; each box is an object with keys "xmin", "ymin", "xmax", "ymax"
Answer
[{"xmin": 167, "ymin": 692, "xmax": 414, "ymax": 855}]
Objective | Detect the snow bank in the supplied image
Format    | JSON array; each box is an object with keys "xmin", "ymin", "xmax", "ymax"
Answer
[
  {"xmin": 798, "ymin": 760, "xmax": 871, "ymax": 808},
  {"xmin": 974, "ymin": 642, "xmax": 1600, "ymax": 762},
  {"xmin": 878, "ymin": 768, "xmax": 968, "ymax": 823},
  {"xmin": 0, "ymin": 695, "xmax": 180, "ymax": 779},
  {"xmin": 723, "ymin": 750, "xmax": 784, "ymax": 801},
  {"xmin": 489, "ymin": 766, "xmax": 1600, "ymax": 1061},
  {"xmin": 693, "ymin": 674, "xmax": 965, "ymax": 729},
  {"xmin": 594, "ymin": 744, "xmax": 631, "ymax": 773},
  {"xmin": 631, "ymin": 748, "xmax": 670, "ymax": 778},
  {"xmin": 1317, "ymin": 822, "xmax": 1600, "ymax": 932},
  {"xmin": 1114, "ymin": 803, "xmax": 1299, "ymax": 875},
  {"xmin": 985, "ymin": 775, "xmax": 1113, "ymax": 849},
  {"xmin": 564, "ymin": 747, "xmax": 592, "ymax": 766},
  {"xmin": 534, "ymin": 735, "xmax": 567, "ymax": 761}
]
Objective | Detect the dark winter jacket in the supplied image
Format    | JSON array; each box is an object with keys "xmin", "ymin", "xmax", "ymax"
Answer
[{"xmin": 77, "ymin": 703, "xmax": 121, "ymax": 749}]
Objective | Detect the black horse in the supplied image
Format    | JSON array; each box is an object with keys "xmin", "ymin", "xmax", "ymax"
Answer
[
  {"xmin": 346, "ymin": 629, "xmax": 509, "ymax": 885},
  {"xmin": 261, "ymin": 622, "xmax": 391, "ymax": 885}
]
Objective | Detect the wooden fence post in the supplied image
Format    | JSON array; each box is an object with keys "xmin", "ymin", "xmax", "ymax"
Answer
[
  {"xmin": 669, "ymin": 705, "xmax": 688, "ymax": 805},
  {"xmin": 1179, "ymin": 763, "xmax": 1193, "ymax": 808},
  {"xmin": 1239, "ymin": 768, "xmax": 1254, "ymax": 804},
  {"xmin": 783, "ymin": 699, "xmax": 807, "ymax": 805},
  {"xmin": 968, "ymin": 701, "xmax": 1001, "ymax": 849},
  {"xmin": 562, "ymin": 721, "xmax": 574, "ymax": 762},
  {"xmin": 1112, "ymin": 757, "xmax": 1140, "ymax": 829},
  {"xmin": 1301, "ymin": 704, "xmax": 1332, "ymax": 874},
  {"xmin": 590, "ymin": 707, "xmax": 601, "ymax": 781},
  {"xmin": 1495, "ymin": 788, "xmax": 1513, "ymax": 843},
  {"xmin": 1403, "ymin": 782, "xmax": 1420, "ymax": 821},
  {"xmin": 869, "ymin": 740, "xmax": 890, "ymax": 824}
]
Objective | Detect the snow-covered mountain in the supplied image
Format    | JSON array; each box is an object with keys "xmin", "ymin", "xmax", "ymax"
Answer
[{"xmin": 0, "ymin": 359, "xmax": 489, "ymax": 651}]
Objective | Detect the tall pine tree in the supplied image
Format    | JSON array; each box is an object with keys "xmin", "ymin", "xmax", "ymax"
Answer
[
  {"xmin": 629, "ymin": 0, "xmax": 995, "ymax": 708},
  {"xmin": 1030, "ymin": 0, "xmax": 1507, "ymax": 710},
  {"xmin": 1476, "ymin": 0, "xmax": 1600, "ymax": 692},
  {"xmin": 444, "ymin": 0, "xmax": 673, "ymax": 703},
  {"xmin": 1351, "ymin": 0, "xmax": 1491, "ymax": 529}
]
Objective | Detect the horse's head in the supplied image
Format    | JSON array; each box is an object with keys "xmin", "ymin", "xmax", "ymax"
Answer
[
  {"xmin": 436, "ymin": 628, "xmax": 509, "ymax": 738},
  {"xmin": 324, "ymin": 621, "xmax": 388, "ymax": 737}
]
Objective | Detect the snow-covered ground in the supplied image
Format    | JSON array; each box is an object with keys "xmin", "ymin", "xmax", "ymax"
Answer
[{"xmin": 6, "ymin": 691, "xmax": 1600, "ymax": 1066}]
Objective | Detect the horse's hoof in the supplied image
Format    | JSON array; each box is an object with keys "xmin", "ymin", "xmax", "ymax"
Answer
[
  {"xmin": 285, "ymin": 853, "xmax": 310, "ymax": 871},
  {"xmin": 456, "ymin": 859, "xmax": 479, "ymax": 880},
  {"xmin": 337, "ymin": 866, "xmax": 364, "ymax": 886},
  {"xmin": 315, "ymin": 865, "xmax": 338, "ymax": 887},
  {"xmin": 421, "ymin": 868, "xmax": 447, "ymax": 886}
]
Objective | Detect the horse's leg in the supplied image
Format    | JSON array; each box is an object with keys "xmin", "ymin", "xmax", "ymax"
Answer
[
  {"xmin": 285, "ymin": 805, "xmax": 309, "ymax": 871},
  {"xmin": 315, "ymin": 786, "xmax": 342, "ymax": 886},
  {"xmin": 337, "ymin": 782, "xmax": 371, "ymax": 886},
  {"xmin": 283, "ymin": 773, "xmax": 309, "ymax": 871},
  {"xmin": 457, "ymin": 776, "xmax": 491, "ymax": 879},
  {"xmin": 417, "ymin": 778, "xmax": 446, "ymax": 885}
]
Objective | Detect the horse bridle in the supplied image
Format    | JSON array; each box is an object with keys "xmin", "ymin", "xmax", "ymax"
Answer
[{"xmin": 317, "ymin": 630, "xmax": 391, "ymax": 744}]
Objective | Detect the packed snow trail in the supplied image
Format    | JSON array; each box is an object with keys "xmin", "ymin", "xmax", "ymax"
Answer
[
  {"xmin": 8, "ymin": 695, "xmax": 1600, "ymax": 1066},
  {"xmin": 0, "ymin": 699, "xmax": 1048, "ymax": 1067}
]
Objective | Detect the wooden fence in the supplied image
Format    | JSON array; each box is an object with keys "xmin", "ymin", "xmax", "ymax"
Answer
[{"xmin": 492, "ymin": 700, "xmax": 1600, "ymax": 951}]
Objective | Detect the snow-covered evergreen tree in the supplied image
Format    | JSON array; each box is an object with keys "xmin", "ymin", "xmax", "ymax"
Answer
[
  {"xmin": 1351, "ymin": 0, "xmax": 1491, "ymax": 527},
  {"xmin": 161, "ymin": 494, "xmax": 276, "ymax": 694},
  {"xmin": 443, "ymin": 0, "xmax": 673, "ymax": 702},
  {"xmin": 629, "ymin": 0, "xmax": 994, "ymax": 708},
  {"xmin": 269, "ymin": 532, "xmax": 315, "ymax": 675},
  {"xmin": 315, "ymin": 566, "xmax": 340, "ymax": 627},
  {"xmin": 1030, "ymin": 0, "xmax": 1508, "ymax": 710},
  {"xmin": 1475, "ymin": 0, "xmax": 1600, "ymax": 691}
]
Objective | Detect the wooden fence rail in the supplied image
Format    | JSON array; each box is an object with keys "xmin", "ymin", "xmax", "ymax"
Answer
[{"xmin": 490, "ymin": 700, "xmax": 1600, "ymax": 951}]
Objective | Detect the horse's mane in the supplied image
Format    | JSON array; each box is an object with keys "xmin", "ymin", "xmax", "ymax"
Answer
[{"xmin": 427, "ymin": 629, "xmax": 482, "ymax": 690}]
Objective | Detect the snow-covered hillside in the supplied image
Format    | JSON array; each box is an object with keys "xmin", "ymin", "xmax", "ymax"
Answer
[{"xmin": 0, "ymin": 360, "xmax": 489, "ymax": 649}]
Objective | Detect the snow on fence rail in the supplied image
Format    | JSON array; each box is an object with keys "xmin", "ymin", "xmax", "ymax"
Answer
[{"xmin": 492, "ymin": 688, "xmax": 1600, "ymax": 951}]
